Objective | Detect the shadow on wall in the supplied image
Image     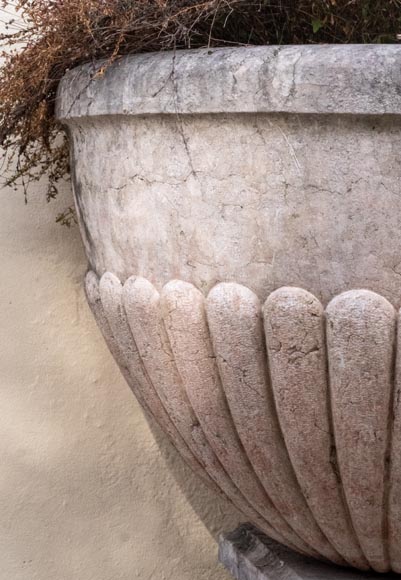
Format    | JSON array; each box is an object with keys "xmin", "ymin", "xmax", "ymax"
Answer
[
  {"xmin": 0, "ymin": 175, "xmax": 239, "ymax": 580},
  {"xmin": 148, "ymin": 417, "xmax": 242, "ymax": 539}
]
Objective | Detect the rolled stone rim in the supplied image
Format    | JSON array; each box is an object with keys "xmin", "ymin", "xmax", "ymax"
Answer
[{"xmin": 56, "ymin": 44, "xmax": 401, "ymax": 121}]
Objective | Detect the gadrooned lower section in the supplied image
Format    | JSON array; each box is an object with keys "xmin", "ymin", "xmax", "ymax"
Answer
[{"xmin": 85, "ymin": 271, "xmax": 401, "ymax": 573}]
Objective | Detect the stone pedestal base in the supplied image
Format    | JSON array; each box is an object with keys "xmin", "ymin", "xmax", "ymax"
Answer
[{"xmin": 218, "ymin": 524, "xmax": 398, "ymax": 580}]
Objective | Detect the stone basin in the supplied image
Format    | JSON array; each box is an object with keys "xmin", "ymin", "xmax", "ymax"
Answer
[{"xmin": 56, "ymin": 45, "xmax": 401, "ymax": 573}]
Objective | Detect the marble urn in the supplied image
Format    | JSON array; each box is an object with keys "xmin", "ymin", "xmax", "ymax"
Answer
[{"xmin": 56, "ymin": 45, "xmax": 401, "ymax": 573}]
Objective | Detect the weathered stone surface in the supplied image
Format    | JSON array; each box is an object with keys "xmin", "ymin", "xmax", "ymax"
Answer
[
  {"xmin": 325, "ymin": 290, "xmax": 396, "ymax": 573},
  {"xmin": 263, "ymin": 288, "xmax": 368, "ymax": 570},
  {"xmin": 389, "ymin": 309, "xmax": 401, "ymax": 574},
  {"xmin": 93, "ymin": 271, "xmax": 219, "ymax": 493},
  {"xmin": 56, "ymin": 45, "xmax": 401, "ymax": 572},
  {"xmin": 121, "ymin": 276, "xmax": 286, "ymax": 545},
  {"xmin": 207, "ymin": 283, "xmax": 342, "ymax": 565},
  {"xmin": 218, "ymin": 524, "xmax": 400, "ymax": 580},
  {"xmin": 57, "ymin": 45, "xmax": 401, "ymax": 119},
  {"xmin": 160, "ymin": 280, "xmax": 305, "ymax": 553},
  {"xmin": 57, "ymin": 46, "xmax": 401, "ymax": 308},
  {"xmin": 59, "ymin": 111, "xmax": 401, "ymax": 308}
]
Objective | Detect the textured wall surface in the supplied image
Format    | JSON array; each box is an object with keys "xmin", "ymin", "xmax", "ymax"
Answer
[{"xmin": 0, "ymin": 179, "xmax": 240, "ymax": 580}]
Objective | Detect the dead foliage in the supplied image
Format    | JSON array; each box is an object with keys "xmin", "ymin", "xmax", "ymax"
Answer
[{"xmin": 1, "ymin": 0, "xmax": 401, "ymax": 223}]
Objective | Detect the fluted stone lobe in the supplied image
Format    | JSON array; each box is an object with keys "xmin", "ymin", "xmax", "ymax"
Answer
[
  {"xmin": 326, "ymin": 290, "xmax": 396, "ymax": 573},
  {"xmin": 207, "ymin": 284, "xmax": 342, "ymax": 565},
  {"xmin": 85, "ymin": 272, "xmax": 401, "ymax": 571},
  {"xmin": 264, "ymin": 287, "xmax": 368, "ymax": 570}
]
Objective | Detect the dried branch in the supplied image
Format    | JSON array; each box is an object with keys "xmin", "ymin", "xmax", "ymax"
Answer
[{"xmin": 0, "ymin": 0, "xmax": 400, "ymax": 219}]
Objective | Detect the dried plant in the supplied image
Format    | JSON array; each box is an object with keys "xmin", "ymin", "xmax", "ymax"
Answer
[{"xmin": 0, "ymin": 0, "xmax": 400, "ymax": 224}]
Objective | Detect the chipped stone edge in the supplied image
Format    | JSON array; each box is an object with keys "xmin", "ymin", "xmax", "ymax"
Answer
[{"xmin": 218, "ymin": 524, "xmax": 396, "ymax": 580}]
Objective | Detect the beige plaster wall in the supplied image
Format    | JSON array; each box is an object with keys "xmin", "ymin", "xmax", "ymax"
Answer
[{"xmin": 0, "ymin": 175, "xmax": 240, "ymax": 579}]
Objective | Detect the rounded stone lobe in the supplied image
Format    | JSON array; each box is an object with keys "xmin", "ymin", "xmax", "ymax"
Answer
[
  {"xmin": 207, "ymin": 283, "xmax": 343, "ymax": 565},
  {"xmin": 263, "ymin": 287, "xmax": 368, "ymax": 570},
  {"xmin": 160, "ymin": 280, "xmax": 314, "ymax": 554},
  {"xmin": 122, "ymin": 276, "xmax": 284, "ymax": 542},
  {"xmin": 326, "ymin": 289, "xmax": 396, "ymax": 573},
  {"xmin": 98, "ymin": 272, "xmax": 217, "ymax": 492}
]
